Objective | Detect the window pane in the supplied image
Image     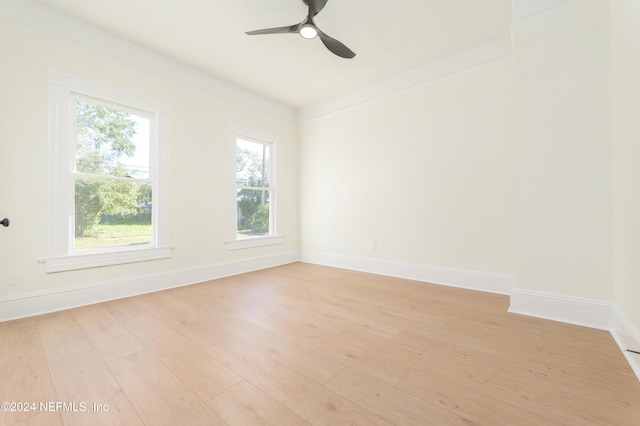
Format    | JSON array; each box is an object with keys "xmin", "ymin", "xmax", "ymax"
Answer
[
  {"xmin": 75, "ymin": 100, "xmax": 150, "ymax": 179},
  {"xmin": 74, "ymin": 177, "xmax": 152, "ymax": 250},
  {"xmin": 237, "ymin": 189, "xmax": 270, "ymax": 237},
  {"xmin": 236, "ymin": 139, "xmax": 270, "ymax": 187}
]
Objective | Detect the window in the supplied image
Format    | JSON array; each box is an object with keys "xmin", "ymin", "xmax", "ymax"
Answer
[
  {"xmin": 226, "ymin": 126, "xmax": 283, "ymax": 249},
  {"xmin": 73, "ymin": 97, "xmax": 153, "ymax": 250},
  {"xmin": 236, "ymin": 138, "xmax": 272, "ymax": 238},
  {"xmin": 46, "ymin": 69, "xmax": 170, "ymax": 272}
]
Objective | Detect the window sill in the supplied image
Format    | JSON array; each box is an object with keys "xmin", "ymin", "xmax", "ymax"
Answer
[
  {"xmin": 43, "ymin": 246, "xmax": 172, "ymax": 273},
  {"xmin": 225, "ymin": 235, "xmax": 284, "ymax": 250}
]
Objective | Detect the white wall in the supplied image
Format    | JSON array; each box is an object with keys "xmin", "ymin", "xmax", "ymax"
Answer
[
  {"xmin": 298, "ymin": 0, "xmax": 638, "ymax": 372},
  {"xmin": 511, "ymin": 0, "xmax": 613, "ymax": 300},
  {"xmin": 299, "ymin": 58, "xmax": 514, "ymax": 278},
  {"xmin": 1, "ymin": 0, "xmax": 638, "ymax": 354},
  {"xmin": 612, "ymin": 0, "xmax": 640, "ymax": 331},
  {"xmin": 0, "ymin": 18, "xmax": 298, "ymax": 311}
]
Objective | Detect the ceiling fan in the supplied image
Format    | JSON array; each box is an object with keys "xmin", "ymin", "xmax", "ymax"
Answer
[{"xmin": 245, "ymin": 0, "xmax": 356, "ymax": 59}]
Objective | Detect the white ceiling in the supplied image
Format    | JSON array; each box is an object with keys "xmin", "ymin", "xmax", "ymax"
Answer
[{"xmin": 31, "ymin": 0, "xmax": 512, "ymax": 109}]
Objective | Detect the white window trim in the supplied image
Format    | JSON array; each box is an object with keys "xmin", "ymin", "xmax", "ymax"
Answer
[
  {"xmin": 224, "ymin": 235, "xmax": 285, "ymax": 250},
  {"xmin": 46, "ymin": 69, "xmax": 171, "ymax": 273},
  {"xmin": 226, "ymin": 124, "xmax": 283, "ymax": 250}
]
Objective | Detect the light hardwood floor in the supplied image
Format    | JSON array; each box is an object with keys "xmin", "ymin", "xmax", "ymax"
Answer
[{"xmin": 1, "ymin": 262, "xmax": 639, "ymax": 425}]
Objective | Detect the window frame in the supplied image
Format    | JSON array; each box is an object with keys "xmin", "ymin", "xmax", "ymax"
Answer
[
  {"xmin": 226, "ymin": 125, "xmax": 283, "ymax": 250},
  {"xmin": 46, "ymin": 69, "xmax": 171, "ymax": 272}
]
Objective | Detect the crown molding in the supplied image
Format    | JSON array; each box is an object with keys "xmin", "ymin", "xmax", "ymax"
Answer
[
  {"xmin": 511, "ymin": 0, "xmax": 588, "ymax": 27},
  {"xmin": 0, "ymin": 0, "xmax": 297, "ymax": 122},
  {"xmin": 1, "ymin": 0, "xmax": 589, "ymax": 124},
  {"xmin": 297, "ymin": 36, "xmax": 512, "ymax": 123}
]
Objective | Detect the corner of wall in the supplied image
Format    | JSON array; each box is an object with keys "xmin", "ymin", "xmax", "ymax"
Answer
[
  {"xmin": 509, "ymin": 288, "xmax": 640, "ymax": 381},
  {"xmin": 511, "ymin": 0, "xmax": 588, "ymax": 27},
  {"xmin": 611, "ymin": 304, "xmax": 640, "ymax": 380}
]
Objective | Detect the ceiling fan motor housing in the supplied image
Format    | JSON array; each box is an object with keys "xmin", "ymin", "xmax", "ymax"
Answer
[{"xmin": 245, "ymin": 0, "xmax": 355, "ymax": 58}]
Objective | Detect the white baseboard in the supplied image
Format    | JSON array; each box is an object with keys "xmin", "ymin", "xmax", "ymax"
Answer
[
  {"xmin": 509, "ymin": 288, "xmax": 640, "ymax": 381},
  {"xmin": 0, "ymin": 251, "xmax": 300, "ymax": 322},
  {"xmin": 300, "ymin": 251, "xmax": 514, "ymax": 295},
  {"xmin": 508, "ymin": 288, "xmax": 614, "ymax": 330},
  {"xmin": 611, "ymin": 304, "xmax": 640, "ymax": 381},
  {"xmin": 3, "ymin": 248, "xmax": 637, "ymax": 381}
]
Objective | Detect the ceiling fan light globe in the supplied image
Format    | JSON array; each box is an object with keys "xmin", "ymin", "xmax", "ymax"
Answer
[{"xmin": 299, "ymin": 24, "xmax": 318, "ymax": 39}]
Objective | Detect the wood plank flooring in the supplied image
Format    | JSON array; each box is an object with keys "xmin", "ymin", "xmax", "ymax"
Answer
[{"xmin": 1, "ymin": 262, "xmax": 638, "ymax": 425}]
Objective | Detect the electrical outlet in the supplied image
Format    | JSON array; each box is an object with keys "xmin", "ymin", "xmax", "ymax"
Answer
[{"xmin": 371, "ymin": 240, "xmax": 378, "ymax": 250}]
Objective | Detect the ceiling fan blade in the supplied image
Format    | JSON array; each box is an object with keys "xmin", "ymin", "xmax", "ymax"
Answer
[
  {"xmin": 245, "ymin": 24, "xmax": 299, "ymax": 36},
  {"xmin": 318, "ymin": 30, "xmax": 356, "ymax": 58},
  {"xmin": 308, "ymin": 0, "xmax": 328, "ymax": 16}
]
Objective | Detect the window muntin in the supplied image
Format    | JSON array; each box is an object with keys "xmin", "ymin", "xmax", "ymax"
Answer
[
  {"xmin": 47, "ymin": 69, "xmax": 170, "ymax": 272},
  {"xmin": 72, "ymin": 97, "xmax": 154, "ymax": 251},
  {"xmin": 236, "ymin": 138, "xmax": 273, "ymax": 238}
]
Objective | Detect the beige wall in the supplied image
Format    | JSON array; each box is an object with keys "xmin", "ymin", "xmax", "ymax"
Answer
[
  {"xmin": 299, "ymin": 58, "xmax": 514, "ymax": 276},
  {"xmin": 1, "ymin": 0, "xmax": 637, "ymax": 336},
  {"xmin": 0, "ymin": 20, "xmax": 298, "ymax": 298},
  {"xmin": 612, "ymin": 0, "xmax": 640, "ymax": 329},
  {"xmin": 512, "ymin": 0, "xmax": 613, "ymax": 300},
  {"xmin": 300, "ymin": 0, "xmax": 639, "ymax": 334}
]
